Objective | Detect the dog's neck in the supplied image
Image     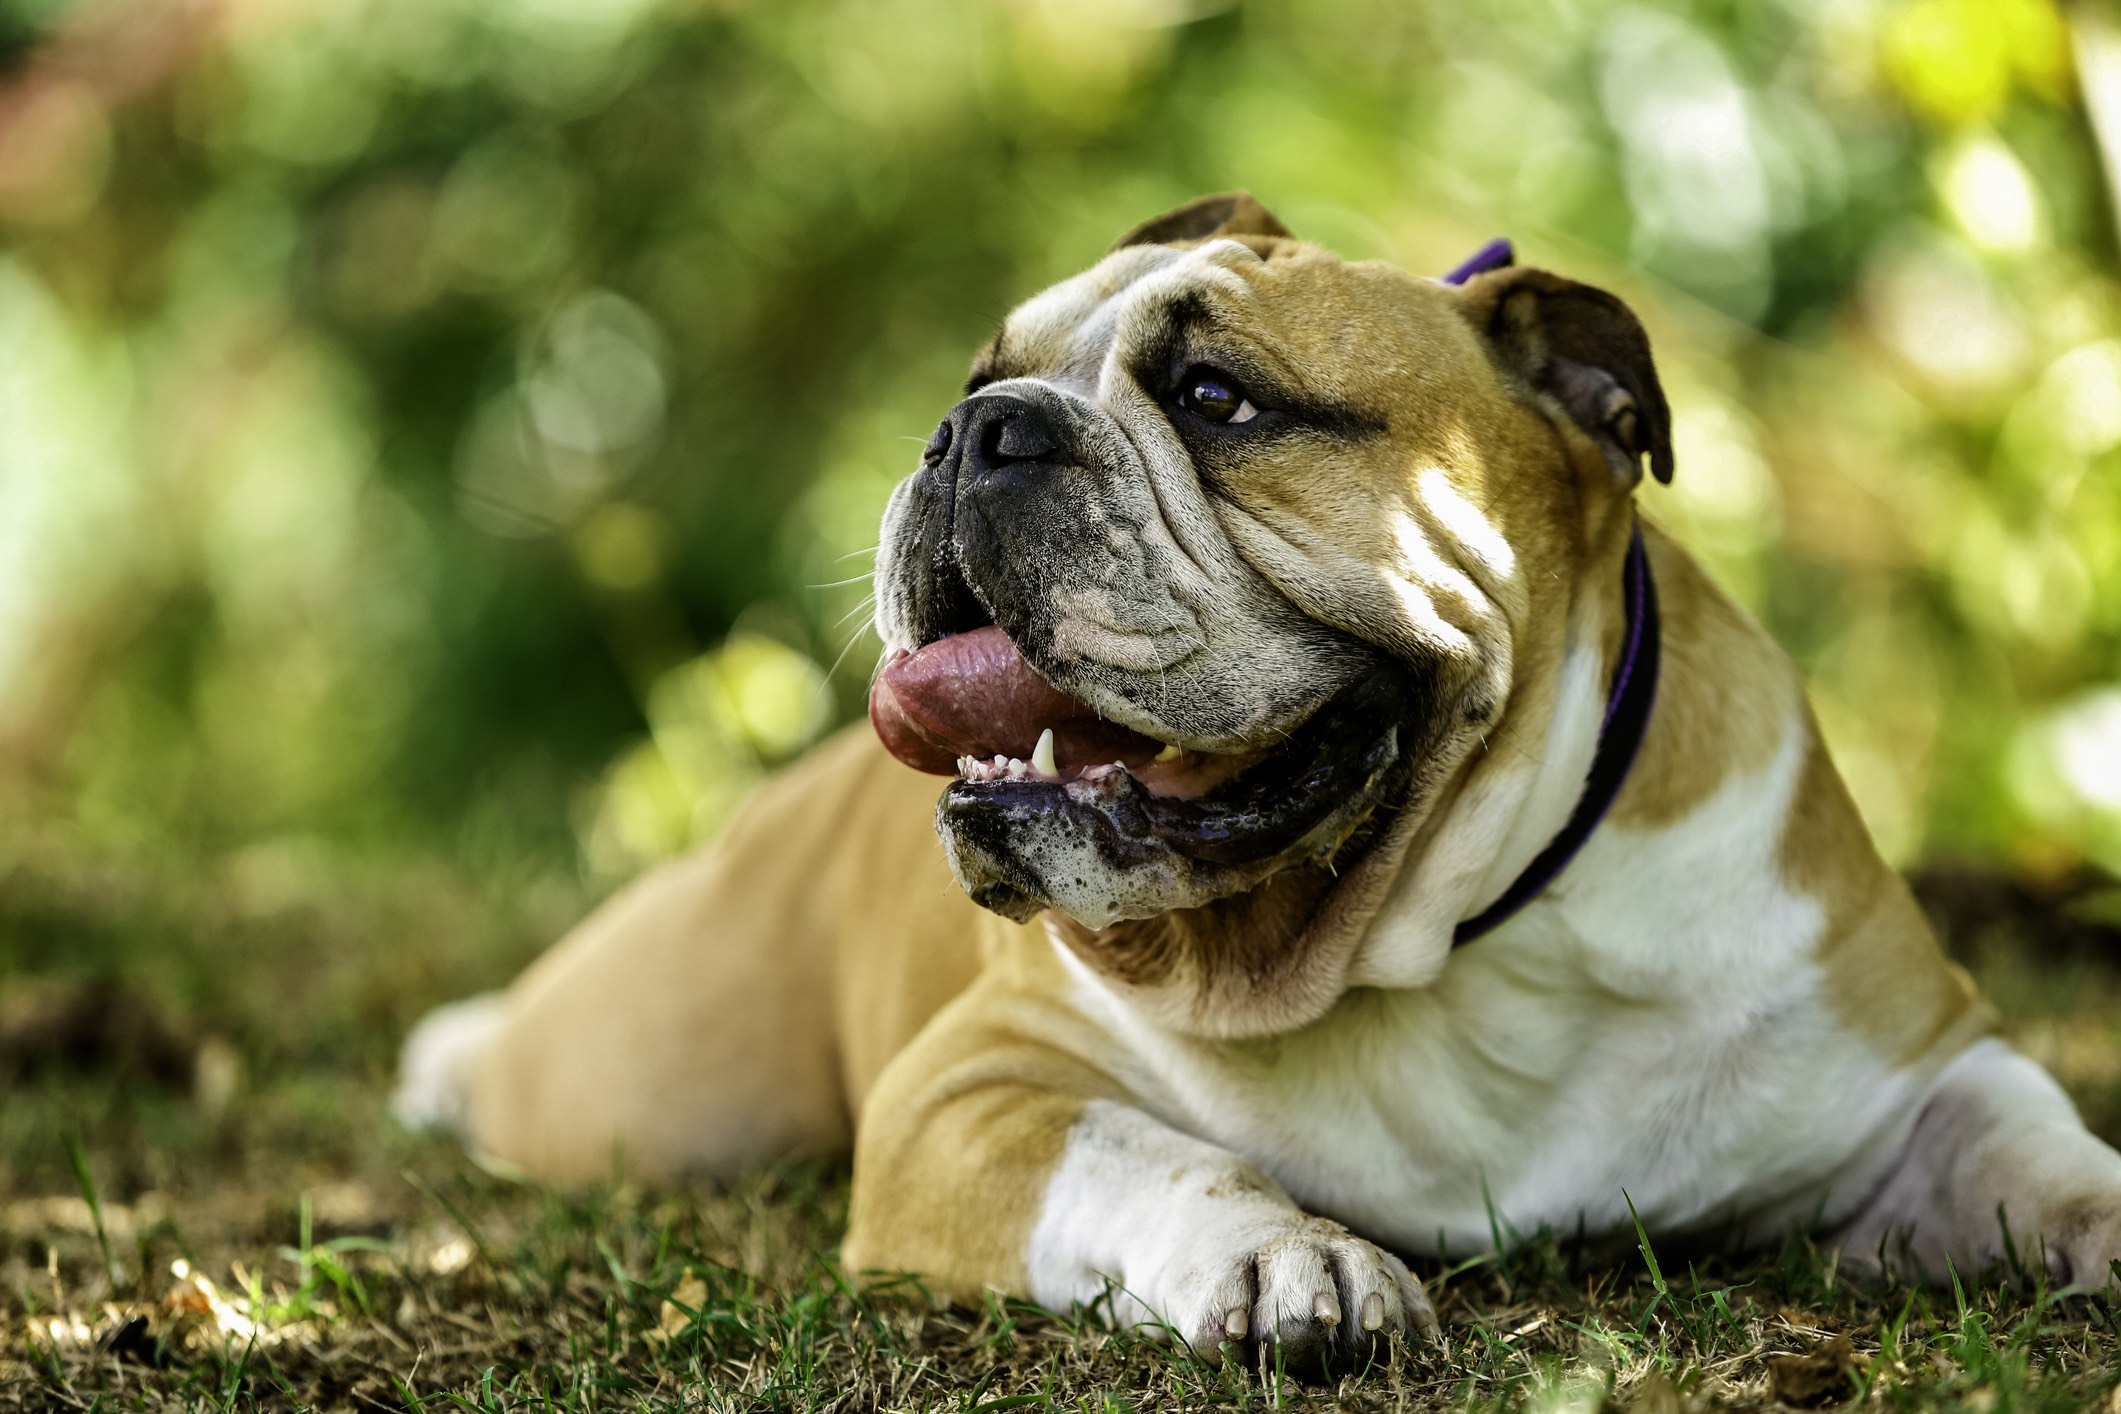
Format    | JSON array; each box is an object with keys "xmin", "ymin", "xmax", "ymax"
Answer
[
  {"xmin": 1347, "ymin": 518, "xmax": 1652, "ymax": 989},
  {"xmin": 1451, "ymin": 524, "xmax": 1658, "ymax": 946}
]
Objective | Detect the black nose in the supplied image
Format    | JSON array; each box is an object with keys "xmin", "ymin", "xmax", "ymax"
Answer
[{"xmin": 938, "ymin": 394, "xmax": 1059, "ymax": 479}]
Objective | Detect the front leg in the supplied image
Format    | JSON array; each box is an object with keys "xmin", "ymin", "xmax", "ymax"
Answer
[
  {"xmin": 1833, "ymin": 1038, "xmax": 2121, "ymax": 1287},
  {"xmin": 842, "ymin": 993, "xmax": 1436, "ymax": 1373},
  {"xmin": 1025, "ymin": 1098, "xmax": 1438, "ymax": 1369}
]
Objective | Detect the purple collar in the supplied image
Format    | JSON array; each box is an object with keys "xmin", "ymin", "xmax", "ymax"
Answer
[
  {"xmin": 1435, "ymin": 236, "xmax": 1663, "ymax": 944},
  {"xmin": 1441, "ymin": 236, "xmax": 1516, "ymax": 285},
  {"xmin": 1452, "ymin": 524, "xmax": 1661, "ymax": 947}
]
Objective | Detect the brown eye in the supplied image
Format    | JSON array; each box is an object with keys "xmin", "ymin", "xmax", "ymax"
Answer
[{"xmin": 1177, "ymin": 366, "xmax": 1259, "ymax": 425}]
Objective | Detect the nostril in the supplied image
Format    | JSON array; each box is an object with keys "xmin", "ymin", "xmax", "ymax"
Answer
[
  {"xmin": 992, "ymin": 411, "xmax": 1060, "ymax": 466},
  {"xmin": 954, "ymin": 395, "xmax": 1060, "ymax": 476},
  {"xmin": 923, "ymin": 419, "xmax": 952, "ymax": 464},
  {"xmin": 978, "ymin": 415, "xmax": 1011, "ymax": 467},
  {"xmin": 994, "ymin": 413, "xmax": 1055, "ymax": 462}
]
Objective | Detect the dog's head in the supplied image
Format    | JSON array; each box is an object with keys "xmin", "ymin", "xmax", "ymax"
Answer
[{"xmin": 871, "ymin": 193, "xmax": 1672, "ymax": 1035}]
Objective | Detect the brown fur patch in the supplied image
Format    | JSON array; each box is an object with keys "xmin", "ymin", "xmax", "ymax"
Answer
[
  {"xmin": 1778, "ymin": 717, "xmax": 1992, "ymax": 1065},
  {"xmin": 842, "ymin": 931, "xmax": 1122, "ymax": 1299},
  {"xmin": 1609, "ymin": 531, "xmax": 1790, "ymax": 830}
]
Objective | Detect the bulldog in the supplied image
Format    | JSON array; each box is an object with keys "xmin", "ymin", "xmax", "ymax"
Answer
[{"xmin": 396, "ymin": 193, "xmax": 2121, "ymax": 1371}]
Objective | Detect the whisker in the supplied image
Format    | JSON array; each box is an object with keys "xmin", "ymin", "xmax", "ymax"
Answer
[
  {"xmin": 831, "ymin": 593, "xmax": 879, "ymax": 633},
  {"xmin": 826, "ymin": 626, "xmax": 876, "ymax": 685},
  {"xmin": 823, "ymin": 593, "xmax": 886, "ymax": 684},
  {"xmin": 808, "ymin": 571, "xmax": 876, "ymax": 590}
]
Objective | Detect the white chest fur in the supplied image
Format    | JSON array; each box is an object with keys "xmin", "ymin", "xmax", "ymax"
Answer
[{"xmin": 1056, "ymin": 706, "xmax": 1931, "ymax": 1259}]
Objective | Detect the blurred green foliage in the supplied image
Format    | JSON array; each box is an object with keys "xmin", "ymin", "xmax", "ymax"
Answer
[{"xmin": 0, "ymin": 0, "xmax": 2118, "ymax": 936}]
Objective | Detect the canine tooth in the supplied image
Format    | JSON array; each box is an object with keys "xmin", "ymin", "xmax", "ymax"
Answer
[
  {"xmin": 1032, "ymin": 728, "xmax": 1057, "ymax": 777},
  {"xmin": 1224, "ymin": 1307, "xmax": 1249, "ymax": 1340},
  {"xmin": 1007, "ymin": 757, "xmax": 1027, "ymax": 779},
  {"xmin": 1313, "ymin": 1291, "xmax": 1341, "ymax": 1327},
  {"xmin": 1153, "ymin": 742, "xmax": 1182, "ymax": 762},
  {"xmin": 1360, "ymin": 1292, "xmax": 1385, "ymax": 1332}
]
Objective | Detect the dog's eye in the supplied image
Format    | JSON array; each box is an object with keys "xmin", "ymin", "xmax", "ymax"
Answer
[{"xmin": 1176, "ymin": 366, "xmax": 1259, "ymax": 425}]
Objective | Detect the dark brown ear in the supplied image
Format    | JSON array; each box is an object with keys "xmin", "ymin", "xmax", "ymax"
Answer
[
  {"xmin": 1456, "ymin": 267, "xmax": 1673, "ymax": 486},
  {"xmin": 1109, "ymin": 191, "xmax": 1293, "ymax": 253}
]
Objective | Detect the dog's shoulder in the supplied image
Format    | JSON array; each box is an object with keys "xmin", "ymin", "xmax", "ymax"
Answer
[{"xmin": 1606, "ymin": 528, "xmax": 1991, "ymax": 1065}]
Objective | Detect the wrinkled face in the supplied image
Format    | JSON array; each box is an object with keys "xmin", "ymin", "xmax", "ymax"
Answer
[{"xmin": 870, "ymin": 211, "xmax": 1666, "ymax": 1017}]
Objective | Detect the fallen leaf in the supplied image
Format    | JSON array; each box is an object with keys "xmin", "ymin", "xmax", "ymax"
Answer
[
  {"xmin": 647, "ymin": 1273, "xmax": 708, "ymax": 1348},
  {"xmin": 1769, "ymin": 1334, "xmax": 1858, "ymax": 1407}
]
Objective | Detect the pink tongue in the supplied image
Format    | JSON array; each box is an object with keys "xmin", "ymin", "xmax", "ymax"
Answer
[{"xmin": 870, "ymin": 626, "xmax": 1155, "ymax": 776}]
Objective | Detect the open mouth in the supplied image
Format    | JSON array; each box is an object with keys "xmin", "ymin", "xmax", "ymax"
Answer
[
  {"xmin": 869, "ymin": 626, "xmax": 1264, "ymax": 798},
  {"xmin": 870, "ymin": 624, "xmax": 1417, "ymax": 927}
]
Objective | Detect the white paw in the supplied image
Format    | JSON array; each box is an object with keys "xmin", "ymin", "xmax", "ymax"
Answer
[
  {"xmin": 392, "ymin": 993, "xmax": 505, "ymax": 1134},
  {"xmin": 1150, "ymin": 1213, "xmax": 1438, "ymax": 1373}
]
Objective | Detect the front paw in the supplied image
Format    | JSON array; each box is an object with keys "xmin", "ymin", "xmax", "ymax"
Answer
[{"xmin": 1159, "ymin": 1214, "xmax": 1438, "ymax": 1375}]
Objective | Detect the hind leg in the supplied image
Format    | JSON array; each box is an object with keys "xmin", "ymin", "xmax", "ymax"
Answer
[
  {"xmin": 403, "ymin": 835, "xmax": 850, "ymax": 1184},
  {"xmin": 396, "ymin": 725, "xmax": 984, "ymax": 1184},
  {"xmin": 397, "ymin": 724, "xmax": 982, "ymax": 1184},
  {"xmin": 1833, "ymin": 1037, "xmax": 2121, "ymax": 1286}
]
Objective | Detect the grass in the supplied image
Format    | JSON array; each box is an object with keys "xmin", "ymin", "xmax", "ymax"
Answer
[
  {"xmin": 6, "ymin": 847, "xmax": 2121, "ymax": 1410},
  {"xmin": 17, "ymin": 1150, "xmax": 2121, "ymax": 1411}
]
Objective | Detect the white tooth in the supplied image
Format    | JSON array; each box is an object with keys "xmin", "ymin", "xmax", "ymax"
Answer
[
  {"xmin": 1153, "ymin": 742, "xmax": 1182, "ymax": 762},
  {"xmin": 1032, "ymin": 728, "xmax": 1057, "ymax": 778},
  {"xmin": 1007, "ymin": 757, "xmax": 1027, "ymax": 779}
]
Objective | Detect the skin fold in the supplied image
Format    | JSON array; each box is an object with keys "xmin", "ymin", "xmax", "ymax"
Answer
[{"xmin": 396, "ymin": 194, "xmax": 2121, "ymax": 1374}]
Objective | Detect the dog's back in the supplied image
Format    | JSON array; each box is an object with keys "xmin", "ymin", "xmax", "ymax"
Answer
[{"xmin": 394, "ymin": 722, "xmax": 984, "ymax": 1182}]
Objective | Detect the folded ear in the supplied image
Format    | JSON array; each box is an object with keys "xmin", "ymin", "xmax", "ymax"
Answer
[
  {"xmin": 1454, "ymin": 267, "xmax": 1674, "ymax": 486},
  {"xmin": 1109, "ymin": 191, "xmax": 1293, "ymax": 252}
]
